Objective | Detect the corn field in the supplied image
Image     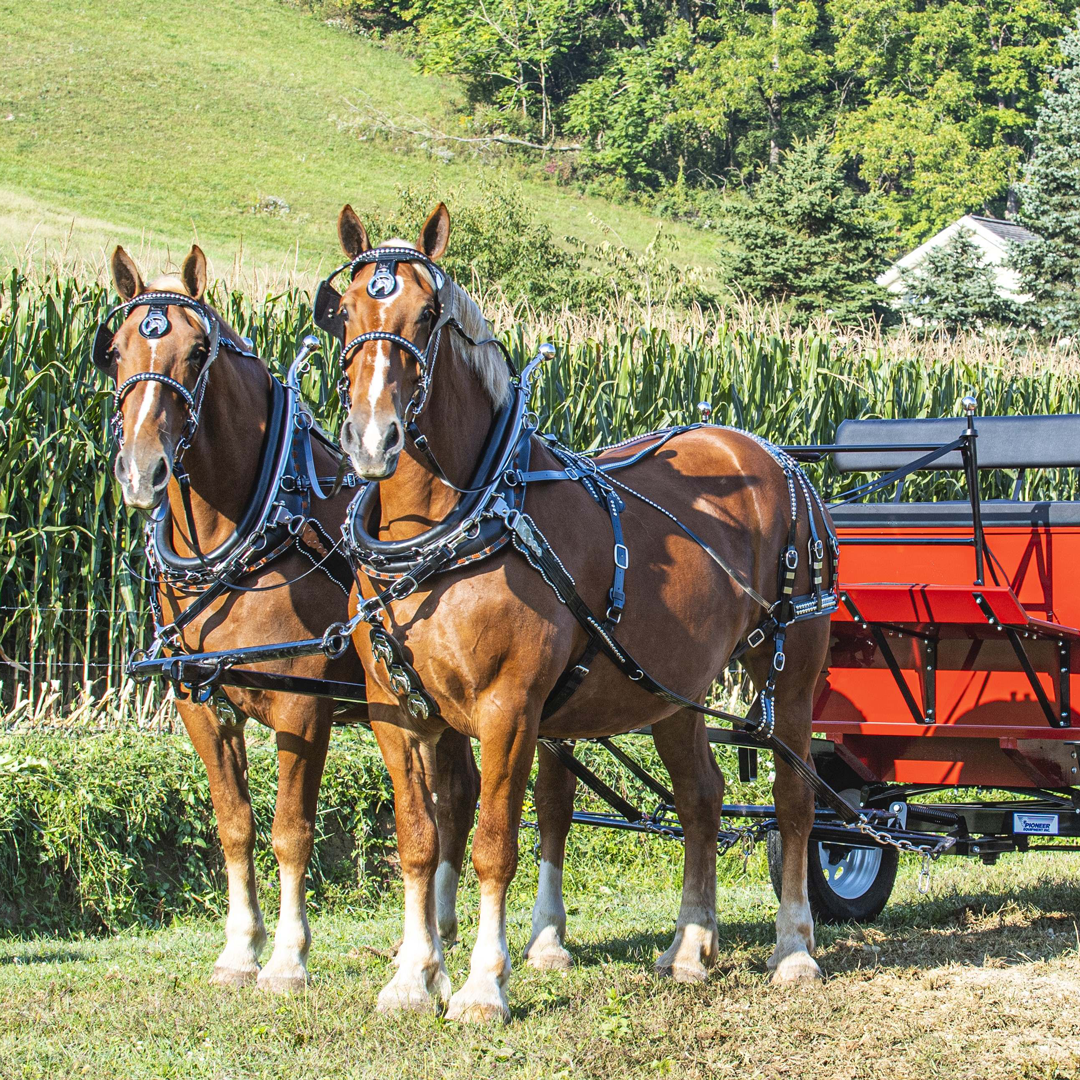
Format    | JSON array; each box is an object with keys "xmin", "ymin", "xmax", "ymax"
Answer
[{"xmin": 4, "ymin": 263, "xmax": 1079, "ymax": 712}]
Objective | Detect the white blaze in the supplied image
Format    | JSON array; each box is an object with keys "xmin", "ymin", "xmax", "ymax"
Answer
[
  {"xmin": 361, "ymin": 341, "xmax": 391, "ymax": 458},
  {"xmin": 128, "ymin": 340, "xmax": 161, "ymax": 486}
]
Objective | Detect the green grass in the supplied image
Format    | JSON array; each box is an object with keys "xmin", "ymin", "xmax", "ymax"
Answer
[
  {"xmin": 2, "ymin": 851, "xmax": 1080, "ymax": 1078},
  {"xmin": 0, "ymin": 0, "xmax": 717, "ymax": 274}
]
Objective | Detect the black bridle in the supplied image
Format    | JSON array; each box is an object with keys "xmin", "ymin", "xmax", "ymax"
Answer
[
  {"xmin": 313, "ymin": 246, "xmax": 516, "ymax": 492},
  {"xmin": 92, "ymin": 290, "xmax": 260, "ymax": 560},
  {"xmin": 92, "ymin": 290, "xmax": 259, "ymax": 451}
]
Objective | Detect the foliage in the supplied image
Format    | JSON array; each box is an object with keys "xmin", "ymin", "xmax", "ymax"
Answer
[
  {"xmin": 716, "ymin": 141, "xmax": 892, "ymax": 323},
  {"xmin": 1011, "ymin": 16, "xmax": 1080, "ymax": 337},
  {"xmin": 832, "ymin": 0, "xmax": 1076, "ymax": 245},
  {"xmin": 899, "ymin": 227, "xmax": 1021, "ymax": 333},
  {"xmin": 343, "ymin": 0, "xmax": 1080, "ymax": 245},
  {"xmin": 0, "ymin": 729, "xmax": 393, "ymax": 934}
]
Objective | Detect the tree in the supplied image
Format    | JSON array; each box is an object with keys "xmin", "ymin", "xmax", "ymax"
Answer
[
  {"xmin": 831, "ymin": 0, "xmax": 1075, "ymax": 247},
  {"xmin": 717, "ymin": 140, "xmax": 891, "ymax": 323},
  {"xmin": 899, "ymin": 227, "xmax": 1019, "ymax": 333},
  {"xmin": 1011, "ymin": 16, "xmax": 1080, "ymax": 336}
]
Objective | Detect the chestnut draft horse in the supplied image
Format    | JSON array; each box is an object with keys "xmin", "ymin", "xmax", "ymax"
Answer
[
  {"xmin": 95, "ymin": 246, "xmax": 479, "ymax": 990},
  {"xmin": 324, "ymin": 203, "xmax": 838, "ymax": 1022}
]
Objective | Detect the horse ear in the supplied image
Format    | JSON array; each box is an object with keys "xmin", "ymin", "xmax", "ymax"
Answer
[
  {"xmin": 418, "ymin": 203, "xmax": 450, "ymax": 260},
  {"xmin": 180, "ymin": 245, "xmax": 208, "ymax": 300},
  {"xmin": 338, "ymin": 205, "xmax": 370, "ymax": 259},
  {"xmin": 110, "ymin": 246, "xmax": 145, "ymax": 302}
]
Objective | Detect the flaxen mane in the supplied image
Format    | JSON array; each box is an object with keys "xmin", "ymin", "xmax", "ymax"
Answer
[{"xmin": 379, "ymin": 241, "xmax": 510, "ymax": 408}]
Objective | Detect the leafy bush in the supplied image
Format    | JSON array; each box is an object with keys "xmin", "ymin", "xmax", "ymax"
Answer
[{"xmin": 0, "ymin": 729, "xmax": 393, "ymax": 934}]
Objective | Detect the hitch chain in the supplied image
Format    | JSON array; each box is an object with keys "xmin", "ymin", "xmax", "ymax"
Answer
[{"xmin": 854, "ymin": 815, "xmax": 956, "ymax": 894}]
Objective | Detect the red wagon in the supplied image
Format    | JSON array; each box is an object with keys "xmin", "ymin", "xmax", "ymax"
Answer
[{"xmin": 769, "ymin": 404, "xmax": 1080, "ymax": 921}]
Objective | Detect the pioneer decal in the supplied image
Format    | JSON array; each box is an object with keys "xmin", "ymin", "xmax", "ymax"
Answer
[{"xmin": 1012, "ymin": 812, "xmax": 1059, "ymax": 836}]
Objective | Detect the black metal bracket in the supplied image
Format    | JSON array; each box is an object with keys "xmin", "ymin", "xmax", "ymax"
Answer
[
  {"xmin": 922, "ymin": 635, "xmax": 938, "ymax": 724},
  {"xmin": 1059, "ymin": 639, "xmax": 1071, "ymax": 725},
  {"xmin": 738, "ymin": 746, "xmax": 759, "ymax": 783},
  {"xmin": 841, "ymin": 591, "xmax": 930, "ymax": 725},
  {"xmin": 974, "ymin": 593, "xmax": 1070, "ymax": 729}
]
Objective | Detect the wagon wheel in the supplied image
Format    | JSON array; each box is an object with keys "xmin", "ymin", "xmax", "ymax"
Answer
[{"xmin": 765, "ymin": 787, "xmax": 898, "ymax": 925}]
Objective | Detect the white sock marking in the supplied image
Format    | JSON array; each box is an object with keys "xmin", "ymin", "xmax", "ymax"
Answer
[
  {"xmin": 530, "ymin": 860, "xmax": 565, "ymax": 942},
  {"xmin": 435, "ymin": 861, "xmax": 460, "ymax": 939}
]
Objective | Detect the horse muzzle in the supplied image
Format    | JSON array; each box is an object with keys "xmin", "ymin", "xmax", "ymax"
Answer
[
  {"xmin": 341, "ymin": 415, "xmax": 404, "ymax": 481},
  {"xmin": 115, "ymin": 444, "xmax": 173, "ymax": 509}
]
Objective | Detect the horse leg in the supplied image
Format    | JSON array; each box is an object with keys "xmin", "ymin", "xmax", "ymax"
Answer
[
  {"xmin": 434, "ymin": 726, "xmax": 480, "ymax": 948},
  {"xmin": 447, "ymin": 709, "xmax": 537, "ymax": 1023},
  {"xmin": 256, "ymin": 697, "xmax": 332, "ymax": 992},
  {"xmin": 372, "ymin": 718, "xmax": 451, "ymax": 1013},
  {"xmin": 767, "ymin": 683, "xmax": 820, "ymax": 983},
  {"xmin": 524, "ymin": 742, "xmax": 576, "ymax": 972},
  {"xmin": 177, "ymin": 699, "xmax": 267, "ymax": 987},
  {"xmin": 743, "ymin": 630, "xmax": 823, "ymax": 984},
  {"xmin": 652, "ymin": 709, "xmax": 723, "ymax": 982}
]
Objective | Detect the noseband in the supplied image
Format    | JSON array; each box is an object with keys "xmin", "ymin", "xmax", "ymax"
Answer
[
  {"xmin": 92, "ymin": 290, "xmax": 257, "ymax": 453},
  {"xmin": 313, "ymin": 246, "xmax": 516, "ymax": 490}
]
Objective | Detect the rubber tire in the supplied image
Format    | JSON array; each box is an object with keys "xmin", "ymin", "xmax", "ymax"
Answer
[{"xmin": 766, "ymin": 829, "xmax": 898, "ymax": 925}]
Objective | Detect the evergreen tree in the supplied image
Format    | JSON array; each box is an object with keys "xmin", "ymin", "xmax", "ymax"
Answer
[
  {"xmin": 899, "ymin": 228, "xmax": 1019, "ymax": 332},
  {"xmin": 1011, "ymin": 16, "xmax": 1080, "ymax": 336},
  {"xmin": 718, "ymin": 140, "xmax": 891, "ymax": 324}
]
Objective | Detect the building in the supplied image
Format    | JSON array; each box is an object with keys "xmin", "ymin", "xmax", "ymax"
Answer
[{"xmin": 878, "ymin": 215, "xmax": 1038, "ymax": 302}]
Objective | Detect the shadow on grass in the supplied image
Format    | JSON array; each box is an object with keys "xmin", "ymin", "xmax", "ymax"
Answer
[
  {"xmin": 0, "ymin": 948, "xmax": 88, "ymax": 966},
  {"xmin": 556, "ymin": 876, "xmax": 1080, "ymax": 981}
]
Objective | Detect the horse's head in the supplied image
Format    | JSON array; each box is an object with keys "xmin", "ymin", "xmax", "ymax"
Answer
[
  {"xmin": 330, "ymin": 203, "xmax": 452, "ymax": 480},
  {"xmin": 97, "ymin": 245, "xmax": 213, "ymax": 509}
]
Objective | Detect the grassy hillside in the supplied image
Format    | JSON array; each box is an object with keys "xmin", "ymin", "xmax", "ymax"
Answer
[{"xmin": 0, "ymin": 0, "xmax": 717, "ymax": 277}]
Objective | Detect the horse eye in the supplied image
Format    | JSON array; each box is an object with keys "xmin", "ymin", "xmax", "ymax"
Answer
[{"xmin": 423, "ymin": 308, "xmax": 436, "ymax": 323}]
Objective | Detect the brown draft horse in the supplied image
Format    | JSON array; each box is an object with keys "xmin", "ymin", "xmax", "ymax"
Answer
[
  {"xmin": 100, "ymin": 246, "xmax": 479, "ymax": 989},
  {"xmin": 333, "ymin": 204, "xmax": 833, "ymax": 1022}
]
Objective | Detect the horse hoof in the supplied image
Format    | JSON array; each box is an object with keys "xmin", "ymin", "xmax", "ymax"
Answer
[
  {"xmin": 256, "ymin": 971, "xmax": 308, "ymax": 994},
  {"xmin": 211, "ymin": 966, "xmax": 258, "ymax": 989},
  {"xmin": 525, "ymin": 944, "xmax": 573, "ymax": 972},
  {"xmin": 446, "ymin": 982, "xmax": 510, "ymax": 1024},
  {"xmin": 770, "ymin": 951, "xmax": 822, "ymax": 985},
  {"xmin": 655, "ymin": 959, "xmax": 709, "ymax": 984},
  {"xmin": 377, "ymin": 983, "xmax": 443, "ymax": 1015},
  {"xmin": 437, "ymin": 923, "xmax": 459, "ymax": 951}
]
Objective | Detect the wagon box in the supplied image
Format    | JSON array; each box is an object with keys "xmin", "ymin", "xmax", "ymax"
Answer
[{"xmin": 810, "ymin": 412, "xmax": 1080, "ymax": 791}]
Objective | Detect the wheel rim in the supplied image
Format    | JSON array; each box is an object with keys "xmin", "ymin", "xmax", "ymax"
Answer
[{"xmin": 816, "ymin": 843, "xmax": 882, "ymax": 900}]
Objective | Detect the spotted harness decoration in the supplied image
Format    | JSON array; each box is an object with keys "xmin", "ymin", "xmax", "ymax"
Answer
[
  {"xmin": 314, "ymin": 249, "xmax": 860, "ymax": 824},
  {"xmin": 94, "ymin": 293, "xmax": 359, "ymax": 693}
]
